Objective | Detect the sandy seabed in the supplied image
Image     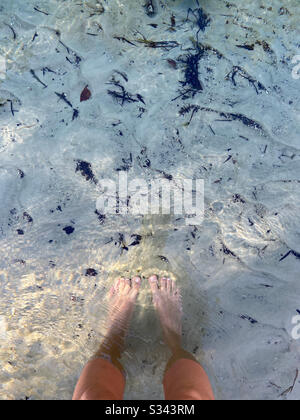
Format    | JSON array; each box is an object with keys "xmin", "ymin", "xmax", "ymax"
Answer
[{"xmin": 0, "ymin": 0, "xmax": 300, "ymax": 400}]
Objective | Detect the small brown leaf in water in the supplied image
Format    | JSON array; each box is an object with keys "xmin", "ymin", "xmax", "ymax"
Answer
[
  {"xmin": 167, "ymin": 59, "xmax": 177, "ymax": 69},
  {"xmin": 80, "ymin": 85, "xmax": 92, "ymax": 102}
]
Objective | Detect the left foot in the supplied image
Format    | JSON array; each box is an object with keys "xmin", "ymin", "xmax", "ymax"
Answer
[
  {"xmin": 97, "ymin": 277, "xmax": 141, "ymax": 360},
  {"xmin": 107, "ymin": 277, "xmax": 141, "ymax": 333}
]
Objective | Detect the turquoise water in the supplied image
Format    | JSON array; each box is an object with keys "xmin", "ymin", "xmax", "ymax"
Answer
[{"xmin": 0, "ymin": 0, "xmax": 300, "ymax": 400}]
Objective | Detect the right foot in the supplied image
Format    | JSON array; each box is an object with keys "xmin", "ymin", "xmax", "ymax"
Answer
[{"xmin": 149, "ymin": 275, "xmax": 183, "ymax": 353}]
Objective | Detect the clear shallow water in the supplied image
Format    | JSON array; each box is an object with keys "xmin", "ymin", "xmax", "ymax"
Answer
[{"xmin": 0, "ymin": 0, "xmax": 300, "ymax": 400}]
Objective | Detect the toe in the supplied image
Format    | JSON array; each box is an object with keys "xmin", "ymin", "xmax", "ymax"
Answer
[
  {"xmin": 167, "ymin": 278, "xmax": 172, "ymax": 293},
  {"xmin": 160, "ymin": 277, "xmax": 168, "ymax": 291},
  {"xmin": 123, "ymin": 278, "xmax": 131, "ymax": 294},
  {"xmin": 174, "ymin": 286, "xmax": 181, "ymax": 300},
  {"xmin": 149, "ymin": 275, "xmax": 159, "ymax": 293},
  {"xmin": 114, "ymin": 278, "xmax": 121, "ymax": 291},
  {"xmin": 130, "ymin": 276, "xmax": 141, "ymax": 299},
  {"xmin": 119, "ymin": 277, "xmax": 126, "ymax": 292},
  {"xmin": 108, "ymin": 278, "xmax": 121, "ymax": 299},
  {"xmin": 132, "ymin": 276, "xmax": 141, "ymax": 291},
  {"xmin": 108, "ymin": 285, "xmax": 115, "ymax": 299}
]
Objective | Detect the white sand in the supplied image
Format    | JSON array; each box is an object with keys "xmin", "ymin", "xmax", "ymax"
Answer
[{"xmin": 0, "ymin": 0, "xmax": 300, "ymax": 400}]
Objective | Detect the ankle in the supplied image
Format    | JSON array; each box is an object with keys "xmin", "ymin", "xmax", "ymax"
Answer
[
  {"xmin": 97, "ymin": 337, "xmax": 123, "ymax": 360},
  {"xmin": 169, "ymin": 344, "xmax": 185, "ymax": 356},
  {"xmin": 163, "ymin": 329, "xmax": 182, "ymax": 353}
]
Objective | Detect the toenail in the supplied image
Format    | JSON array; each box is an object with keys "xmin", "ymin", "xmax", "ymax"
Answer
[{"xmin": 134, "ymin": 277, "xmax": 141, "ymax": 283}]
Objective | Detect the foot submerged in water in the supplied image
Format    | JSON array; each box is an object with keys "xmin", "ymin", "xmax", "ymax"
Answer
[
  {"xmin": 97, "ymin": 277, "xmax": 141, "ymax": 361},
  {"xmin": 149, "ymin": 275, "xmax": 183, "ymax": 353},
  {"xmin": 106, "ymin": 277, "xmax": 141, "ymax": 335},
  {"xmin": 97, "ymin": 274, "xmax": 195, "ymax": 375}
]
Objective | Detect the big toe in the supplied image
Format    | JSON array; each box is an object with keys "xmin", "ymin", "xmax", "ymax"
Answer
[
  {"xmin": 132, "ymin": 276, "xmax": 141, "ymax": 293},
  {"xmin": 149, "ymin": 275, "xmax": 159, "ymax": 293}
]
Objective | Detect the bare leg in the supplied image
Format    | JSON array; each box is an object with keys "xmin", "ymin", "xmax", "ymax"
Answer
[
  {"xmin": 93, "ymin": 276, "xmax": 141, "ymax": 374},
  {"xmin": 148, "ymin": 275, "xmax": 197, "ymax": 372},
  {"xmin": 73, "ymin": 277, "xmax": 141, "ymax": 400}
]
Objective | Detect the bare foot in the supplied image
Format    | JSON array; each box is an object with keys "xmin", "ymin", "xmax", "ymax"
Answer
[
  {"xmin": 107, "ymin": 277, "xmax": 141, "ymax": 331},
  {"xmin": 96, "ymin": 277, "xmax": 141, "ymax": 364},
  {"xmin": 149, "ymin": 275, "xmax": 183, "ymax": 353}
]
